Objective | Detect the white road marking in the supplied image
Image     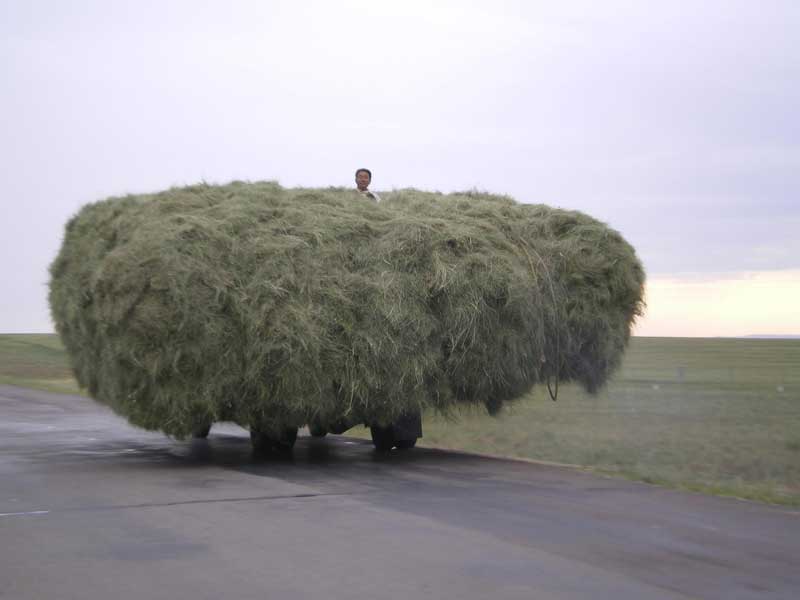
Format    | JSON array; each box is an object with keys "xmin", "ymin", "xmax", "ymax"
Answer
[{"xmin": 0, "ymin": 510, "xmax": 50, "ymax": 518}]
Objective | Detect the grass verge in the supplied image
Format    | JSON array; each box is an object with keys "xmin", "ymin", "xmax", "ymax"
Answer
[{"xmin": 0, "ymin": 334, "xmax": 83, "ymax": 395}]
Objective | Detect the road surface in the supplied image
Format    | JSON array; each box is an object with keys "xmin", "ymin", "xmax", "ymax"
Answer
[{"xmin": 1, "ymin": 384, "xmax": 798, "ymax": 599}]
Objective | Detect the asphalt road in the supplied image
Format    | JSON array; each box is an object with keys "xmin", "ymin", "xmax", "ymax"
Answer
[{"xmin": 2, "ymin": 384, "xmax": 799, "ymax": 600}]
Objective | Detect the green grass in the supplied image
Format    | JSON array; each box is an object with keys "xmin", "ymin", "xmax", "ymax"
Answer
[
  {"xmin": 0, "ymin": 334, "xmax": 82, "ymax": 395},
  {"xmin": 2, "ymin": 334, "xmax": 798, "ymax": 506},
  {"xmin": 356, "ymin": 337, "xmax": 800, "ymax": 506}
]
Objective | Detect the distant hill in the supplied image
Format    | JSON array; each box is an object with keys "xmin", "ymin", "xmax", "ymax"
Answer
[{"xmin": 742, "ymin": 334, "xmax": 800, "ymax": 339}]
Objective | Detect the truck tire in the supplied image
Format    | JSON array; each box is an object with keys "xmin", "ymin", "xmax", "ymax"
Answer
[
  {"xmin": 251, "ymin": 427, "xmax": 298, "ymax": 454},
  {"xmin": 370, "ymin": 425, "xmax": 395, "ymax": 452},
  {"xmin": 192, "ymin": 424, "xmax": 212, "ymax": 439},
  {"xmin": 308, "ymin": 423, "xmax": 328, "ymax": 438},
  {"xmin": 370, "ymin": 427, "xmax": 419, "ymax": 451},
  {"xmin": 370, "ymin": 411, "xmax": 422, "ymax": 451}
]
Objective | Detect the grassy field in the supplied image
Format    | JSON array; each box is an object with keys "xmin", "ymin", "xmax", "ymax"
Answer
[
  {"xmin": 0, "ymin": 334, "xmax": 82, "ymax": 395},
  {"xmin": 2, "ymin": 334, "xmax": 798, "ymax": 505}
]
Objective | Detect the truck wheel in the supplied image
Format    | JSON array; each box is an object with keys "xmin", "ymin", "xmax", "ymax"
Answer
[
  {"xmin": 275, "ymin": 427, "xmax": 298, "ymax": 451},
  {"xmin": 192, "ymin": 424, "xmax": 212, "ymax": 439},
  {"xmin": 251, "ymin": 427, "xmax": 298, "ymax": 454},
  {"xmin": 308, "ymin": 423, "xmax": 328, "ymax": 438},
  {"xmin": 395, "ymin": 438, "xmax": 417, "ymax": 449},
  {"xmin": 370, "ymin": 425, "xmax": 395, "ymax": 452},
  {"xmin": 250, "ymin": 430, "xmax": 270, "ymax": 454}
]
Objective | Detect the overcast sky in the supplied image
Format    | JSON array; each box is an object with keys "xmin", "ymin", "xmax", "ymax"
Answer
[{"xmin": 2, "ymin": 0, "xmax": 799, "ymax": 335}]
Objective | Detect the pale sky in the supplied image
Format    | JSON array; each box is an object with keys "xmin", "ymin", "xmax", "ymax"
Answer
[{"xmin": 2, "ymin": 0, "xmax": 798, "ymax": 336}]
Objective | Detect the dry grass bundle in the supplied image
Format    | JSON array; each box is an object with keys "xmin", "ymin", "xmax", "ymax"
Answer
[{"xmin": 49, "ymin": 182, "xmax": 644, "ymax": 438}]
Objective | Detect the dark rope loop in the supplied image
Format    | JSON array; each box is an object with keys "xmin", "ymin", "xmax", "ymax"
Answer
[
  {"xmin": 513, "ymin": 233, "xmax": 562, "ymax": 402},
  {"xmin": 546, "ymin": 371, "xmax": 559, "ymax": 401}
]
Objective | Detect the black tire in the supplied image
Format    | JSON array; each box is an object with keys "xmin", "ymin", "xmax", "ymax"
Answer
[
  {"xmin": 370, "ymin": 425, "xmax": 396, "ymax": 452},
  {"xmin": 192, "ymin": 424, "xmax": 212, "ymax": 439},
  {"xmin": 308, "ymin": 423, "xmax": 328, "ymax": 438},
  {"xmin": 395, "ymin": 438, "xmax": 417, "ymax": 449},
  {"xmin": 275, "ymin": 427, "xmax": 298, "ymax": 451},
  {"xmin": 251, "ymin": 427, "xmax": 298, "ymax": 454},
  {"xmin": 250, "ymin": 430, "xmax": 272, "ymax": 454}
]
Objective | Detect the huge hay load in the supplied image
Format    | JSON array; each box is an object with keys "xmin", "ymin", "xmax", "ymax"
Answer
[{"xmin": 49, "ymin": 182, "xmax": 644, "ymax": 452}]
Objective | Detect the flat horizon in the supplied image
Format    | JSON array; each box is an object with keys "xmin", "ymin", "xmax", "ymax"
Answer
[{"xmin": 3, "ymin": 332, "xmax": 799, "ymax": 340}]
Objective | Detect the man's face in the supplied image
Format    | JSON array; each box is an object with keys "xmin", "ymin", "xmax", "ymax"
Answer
[{"xmin": 356, "ymin": 171, "xmax": 371, "ymax": 191}]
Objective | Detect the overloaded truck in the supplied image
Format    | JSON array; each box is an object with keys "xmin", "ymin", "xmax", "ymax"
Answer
[{"xmin": 49, "ymin": 182, "xmax": 644, "ymax": 454}]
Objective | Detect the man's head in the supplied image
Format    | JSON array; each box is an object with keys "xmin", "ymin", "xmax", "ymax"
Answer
[{"xmin": 355, "ymin": 168, "xmax": 372, "ymax": 191}]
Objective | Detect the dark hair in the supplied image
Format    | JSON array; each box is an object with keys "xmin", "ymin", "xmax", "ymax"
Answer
[{"xmin": 355, "ymin": 168, "xmax": 372, "ymax": 181}]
